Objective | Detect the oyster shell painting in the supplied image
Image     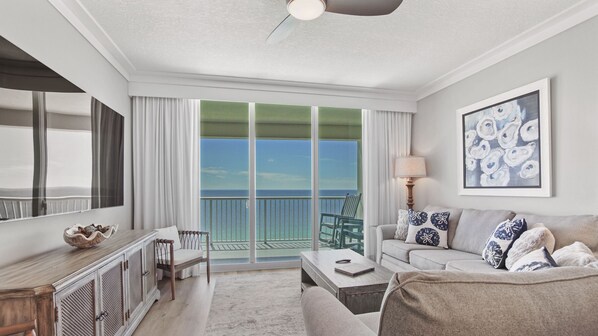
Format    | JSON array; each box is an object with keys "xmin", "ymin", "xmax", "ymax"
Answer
[{"xmin": 462, "ymin": 91, "xmax": 541, "ymax": 188}]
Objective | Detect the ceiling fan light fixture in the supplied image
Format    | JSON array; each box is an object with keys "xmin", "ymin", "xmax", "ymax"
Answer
[{"xmin": 287, "ymin": 0, "xmax": 326, "ymax": 21}]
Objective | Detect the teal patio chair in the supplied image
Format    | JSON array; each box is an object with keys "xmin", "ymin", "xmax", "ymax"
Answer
[
  {"xmin": 318, "ymin": 193, "xmax": 362, "ymax": 248},
  {"xmin": 338, "ymin": 218, "xmax": 364, "ymax": 255}
]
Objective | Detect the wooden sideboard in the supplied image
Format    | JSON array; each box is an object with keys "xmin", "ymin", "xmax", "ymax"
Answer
[{"xmin": 0, "ymin": 230, "xmax": 159, "ymax": 336}]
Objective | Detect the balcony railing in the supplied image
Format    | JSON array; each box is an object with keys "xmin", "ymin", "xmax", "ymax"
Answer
[{"xmin": 200, "ymin": 196, "xmax": 345, "ymax": 244}]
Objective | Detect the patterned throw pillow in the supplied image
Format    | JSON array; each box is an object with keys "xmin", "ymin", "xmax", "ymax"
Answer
[
  {"xmin": 482, "ymin": 218, "xmax": 527, "ymax": 269},
  {"xmin": 394, "ymin": 209, "xmax": 409, "ymax": 240},
  {"xmin": 510, "ymin": 247, "xmax": 558, "ymax": 272},
  {"xmin": 405, "ymin": 209, "xmax": 450, "ymax": 248}
]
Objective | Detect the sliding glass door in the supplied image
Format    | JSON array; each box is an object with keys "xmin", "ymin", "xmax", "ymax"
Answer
[
  {"xmin": 200, "ymin": 101, "xmax": 250, "ymax": 264},
  {"xmin": 318, "ymin": 107, "xmax": 363, "ymax": 254},
  {"xmin": 255, "ymin": 104, "xmax": 312, "ymax": 261},
  {"xmin": 200, "ymin": 101, "xmax": 363, "ymax": 265}
]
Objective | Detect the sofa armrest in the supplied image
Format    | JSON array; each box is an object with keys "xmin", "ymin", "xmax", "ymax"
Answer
[
  {"xmin": 302, "ymin": 287, "xmax": 376, "ymax": 336},
  {"xmin": 376, "ymin": 224, "xmax": 396, "ymax": 263}
]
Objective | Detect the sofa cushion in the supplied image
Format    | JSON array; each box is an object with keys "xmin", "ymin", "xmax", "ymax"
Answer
[
  {"xmin": 380, "ymin": 254, "xmax": 420, "ymax": 273},
  {"xmin": 513, "ymin": 213, "xmax": 598, "ymax": 251},
  {"xmin": 405, "ymin": 210, "xmax": 451, "ymax": 248},
  {"xmin": 445, "ymin": 260, "xmax": 506, "ymax": 274},
  {"xmin": 423, "ymin": 205, "xmax": 463, "ymax": 248},
  {"xmin": 356, "ymin": 312, "xmax": 380, "ymax": 333},
  {"xmin": 409, "ymin": 249, "xmax": 481, "ymax": 271},
  {"xmin": 381, "ymin": 240, "xmax": 442, "ymax": 263},
  {"xmin": 379, "ymin": 268, "xmax": 598, "ymax": 336},
  {"xmin": 482, "ymin": 218, "xmax": 527, "ymax": 268},
  {"xmin": 451, "ymin": 209, "xmax": 515, "ymax": 255},
  {"xmin": 510, "ymin": 247, "xmax": 557, "ymax": 272}
]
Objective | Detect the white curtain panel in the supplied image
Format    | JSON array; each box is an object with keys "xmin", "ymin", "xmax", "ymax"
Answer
[
  {"xmin": 362, "ymin": 110, "xmax": 412, "ymax": 260},
  {"xmin": 132, "ymin": 96, "xmax": 201, "ymax": 277}
]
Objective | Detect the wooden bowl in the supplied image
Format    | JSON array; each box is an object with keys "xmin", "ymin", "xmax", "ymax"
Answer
[{"xmin": 63, "ymin": 224, "xmax": 118, "ymax": 249}]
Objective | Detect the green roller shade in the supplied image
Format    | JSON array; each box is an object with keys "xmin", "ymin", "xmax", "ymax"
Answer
[
  {"xmin": 319, "ymin": 107, "xmax": 361, "ymax": 140},
  {"xmin": 255, "ymin": 103, "xmax": 311, "ymax": 140},
  {"xmin": 200, "ymin": 100, "xmax": 249, "ymax": 138},
  {"xmin": 200, "ymin": 101, "xmax": 362, "ymax": 140}
]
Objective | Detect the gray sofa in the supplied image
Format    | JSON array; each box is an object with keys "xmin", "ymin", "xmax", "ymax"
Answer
[
  {"xmin": 376, "ymin": 206, "xmax": 598, "ymax": 273},
  {"xmin": 302, "ymin": 267, "xmax": 598, "ymax": 336}
]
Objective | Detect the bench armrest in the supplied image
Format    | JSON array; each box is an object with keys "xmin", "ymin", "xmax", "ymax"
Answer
[
  {"xmin": 302, "ymin": 287, "xmax": 375, "ymax": 336},
  {"xmin": 376, "ymin": 224, "xmax": 397, "ymax": 263},
  {"xmin": 156, "ymin": 239, "xmax": 174, "ymax": 265}
]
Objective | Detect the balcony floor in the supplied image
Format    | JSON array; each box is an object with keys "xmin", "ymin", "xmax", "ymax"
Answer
[{"xmin": 210, "ymin": 240, "xmax": 331, "ymax": 261}]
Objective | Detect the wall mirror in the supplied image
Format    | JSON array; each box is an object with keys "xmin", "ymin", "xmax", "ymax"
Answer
[{"xmin": 0, "ymin": 35, "xmax": 124, "ymax": 221}]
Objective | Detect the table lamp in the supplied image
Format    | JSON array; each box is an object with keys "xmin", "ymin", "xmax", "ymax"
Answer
[{"xmin": 394, "ymin": 156, "xmax": 427, "ymax": 210}]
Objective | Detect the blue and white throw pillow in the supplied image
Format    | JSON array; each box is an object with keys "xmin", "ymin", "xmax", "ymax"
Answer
[
  {"xmin": 482, "ymin": 218, "xmax": 527, "ymax": 269},
  {"xmin": 510, "ymin": 246, "xmax": 558, "ymax": 272},
  {"xmin": 405, "ymin": 209, "xmax": 450, "ymax": 248}
]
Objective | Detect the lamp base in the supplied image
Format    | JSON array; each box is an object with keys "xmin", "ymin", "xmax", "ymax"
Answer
[{"xmin": 405, "ymin": 177, "xmax": 415, "ymax": 210}]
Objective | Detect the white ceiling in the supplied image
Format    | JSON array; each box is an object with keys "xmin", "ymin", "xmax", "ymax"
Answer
[{"xmin": 77, "ymin": 0, "xmax": 586, "ymax": 92}]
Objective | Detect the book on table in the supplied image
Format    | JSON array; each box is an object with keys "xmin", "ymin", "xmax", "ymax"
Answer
[{"xmin": 334, "ymin": 263, "xmax": 375, "ymax": 277}]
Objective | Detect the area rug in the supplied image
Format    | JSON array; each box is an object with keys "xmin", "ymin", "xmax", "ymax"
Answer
[{"xmin": 205, "ymin": 268, "xmax": 306, "ymax": 336}]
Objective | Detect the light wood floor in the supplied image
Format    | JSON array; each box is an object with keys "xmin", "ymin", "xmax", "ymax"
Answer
[{"xmin": 133, "ymin": 269, "xmax": 296, "ymax": 335}]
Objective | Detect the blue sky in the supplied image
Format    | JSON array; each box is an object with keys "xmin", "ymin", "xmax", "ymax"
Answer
[{"xmin": 201, "ymin": 139, "xmax": 358, "ymax": 190}]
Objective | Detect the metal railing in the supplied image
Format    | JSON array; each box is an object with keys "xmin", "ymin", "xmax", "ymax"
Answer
[{"xmin": 200, "ymin": 196, "xmax": 345, "ymax": 244}]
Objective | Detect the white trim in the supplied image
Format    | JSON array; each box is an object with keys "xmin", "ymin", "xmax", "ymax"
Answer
[
  {"xmin": 249, "ymin": 103, "xmax": 257, "ymax": 263},
  {"xmin": 310, "ymin": 106, "xmax": 319, "ymax": 251},
  {"xmin": 456, "ymin": 78, "xmax": 552, "ymax": 197},
  {"xmin": 417, "ymin": 0, "xmax": 598, "ymax": 100},
  {"xmin": 48, "ymin": 0, "xmax": 135, "ymax": 80},
  {"xmin": 129, "ymin": 72, "xmax": 417, "ymax": 112},
  {"xmin": 49, "ymin": 0, "xmax": 598, "ymax": 104}
]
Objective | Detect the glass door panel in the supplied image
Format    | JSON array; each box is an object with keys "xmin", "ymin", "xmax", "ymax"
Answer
[
  {"xmin": 318, "ymin": 107, "xmax": 363, "ymax": 254},
  {"xmin": 200, "ymin": 101, "xmax": 250, "ymax": 264},
  {"xmin": 255, "ymin": 103, "xmax": 312, "ymax": 261}
]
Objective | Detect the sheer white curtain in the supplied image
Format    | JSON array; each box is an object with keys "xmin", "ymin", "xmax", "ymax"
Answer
[
  {"xmin": 132, "ymin": 96, "xmax": 201, "ymax": 276},
  {"xmin": 362, "ymin": 110, "xmax": 412, "ymax": 260}
]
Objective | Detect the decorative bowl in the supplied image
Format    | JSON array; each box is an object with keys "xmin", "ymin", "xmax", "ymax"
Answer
[{"xmin": 63, "ymin": 224, "xmax": 118, "ymax": 249}]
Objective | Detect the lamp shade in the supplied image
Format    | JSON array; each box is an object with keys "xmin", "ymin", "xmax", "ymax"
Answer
[{"xmin": 395, "ymin": 156, "xmax": 427, "ymax": 178}]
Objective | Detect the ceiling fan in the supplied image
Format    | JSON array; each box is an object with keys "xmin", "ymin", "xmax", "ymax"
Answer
[{"xmin": 267, "ymin": 0, "xmax": 404, "ymax": 44}]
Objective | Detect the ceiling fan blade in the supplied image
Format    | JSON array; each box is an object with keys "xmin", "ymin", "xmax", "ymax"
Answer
[
  {"xmin": 267, "ymin": 14, "xmax": 300, "ymax": 44},
  {"xmin": 325, "ymin": 0, "xmax": 403, "ymax": 16}
]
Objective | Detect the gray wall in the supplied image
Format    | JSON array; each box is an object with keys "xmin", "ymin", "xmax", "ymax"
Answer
[
  {"xmin": 0, "ymin": 0, "xmax": 132, "ymax": 267},
  {"xmin": 413, "ymin": 16, "xmax": 598, "ymax": 216}
]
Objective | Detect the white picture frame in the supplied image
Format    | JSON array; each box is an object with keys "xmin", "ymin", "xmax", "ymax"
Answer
[{"xmin": 456, "ymin": 78, "xmax": 552, "ymax": 197}]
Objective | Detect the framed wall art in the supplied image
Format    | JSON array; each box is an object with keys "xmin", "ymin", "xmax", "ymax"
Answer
[{"xmin": 457, "ymin": 78, "xmax": 551, "ymax": 197}]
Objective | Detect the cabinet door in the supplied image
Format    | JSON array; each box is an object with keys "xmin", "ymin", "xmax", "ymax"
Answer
[
  {"xmin": 143, "ymin": 239, "xmax": 157, "ymax": 299},
  {"xmin": 98, "ymin": 257, "xmax": 126, "ymax": 336},
  {"xmin": 56, "ymin": 273, "xmax": 98, "ymax": 336},
  {"xmin": 126, "ymin": 245, "xmax": 144, "ymax": 322}
]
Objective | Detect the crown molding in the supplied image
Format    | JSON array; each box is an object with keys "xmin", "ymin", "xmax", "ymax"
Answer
[
  {"xmin": 48, "ymin": 0, "xmax": 598, "ymax": 104},
  {"xmin": 48, "ymin": 0, "xmax": 135, "ymax": 80},
  {"xmin": 129, "ymin": 71, "xmax": 418, "ymax": 112},
  {"xmin": 416, "ymin": 0, "xmax": 598, "ymax": 100}
]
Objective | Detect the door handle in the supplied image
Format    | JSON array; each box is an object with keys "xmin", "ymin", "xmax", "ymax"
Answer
[
  {"xmin": 142, "ymin": 270, "xmax": 150, "ymax": 276},
  {"xmin": 95, "ymin": 310, "xmax": 109, "ymax": 321}
]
